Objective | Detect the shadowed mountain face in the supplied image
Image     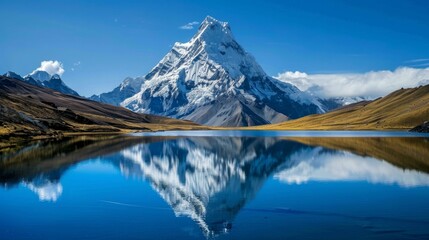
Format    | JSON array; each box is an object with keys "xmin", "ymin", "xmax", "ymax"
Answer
[
  {"xmin": 4, "ymin": 71, "xmax": 79, "ymax": 96},
  {"xmin": 1, "ymin": 135, "xmax": 429, "ymax": 238}
]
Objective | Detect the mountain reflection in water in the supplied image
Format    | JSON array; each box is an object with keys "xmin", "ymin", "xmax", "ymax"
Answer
[{"xmin": 1, "ymin": 135, "xmax": 429, "ymax": 238}]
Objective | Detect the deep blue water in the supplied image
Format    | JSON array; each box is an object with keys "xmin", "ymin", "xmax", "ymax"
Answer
[{"xmin": 1, "ymin": 131, "xmax": 429, "ymax": 239}]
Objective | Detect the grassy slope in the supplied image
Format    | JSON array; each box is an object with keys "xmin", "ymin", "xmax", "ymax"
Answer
[
  {"xmin": 0, "ymin": 76, "xmax": 207, "ymax": 138},
  {"xmin": 254, "ymin": 85, "xmax": 429, "ymax": 130}
]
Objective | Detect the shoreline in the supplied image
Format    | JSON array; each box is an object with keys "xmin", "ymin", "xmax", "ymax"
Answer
[{"xmin": 1, "ymin": 126, "xmax": 425, "ymax": 152}]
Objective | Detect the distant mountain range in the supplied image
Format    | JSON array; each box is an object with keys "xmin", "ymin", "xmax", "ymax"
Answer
[
  {"xmin": 90, "ymin": 76, "xmax": 144, "ymax": 106},
  {"xmin": 4, "ymin": 70, "xmax": 79, "ymax": 96},
  {"xmin": 0, "ymin": 76, "xmax": 202, "ymax": 137},
  {"xmin": 91, "ymin": 16, "xmax": 327, "ymax": 126}
]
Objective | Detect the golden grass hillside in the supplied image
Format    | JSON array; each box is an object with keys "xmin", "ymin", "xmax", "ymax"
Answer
[
  {"xmin": 256, "ymin": 85, "xmax": 429, "ymax": 130},
  {"xmin": 0, "ymin": 76, "xmax": 208, "ymax": 139}
]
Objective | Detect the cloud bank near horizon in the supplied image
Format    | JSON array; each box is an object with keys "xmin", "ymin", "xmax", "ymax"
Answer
[{"xmin": 275, "ymin": 67, "xmax": 429, "ymax": 99}]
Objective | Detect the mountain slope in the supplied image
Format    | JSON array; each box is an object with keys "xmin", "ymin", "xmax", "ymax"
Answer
[
  {"xmin": 94, "ymin": 16, "xmax": 325, "ymax": 127},
  {"xmin": 90, "ymin": 77, "xmax": 144, "ymax": 105},
  {"xmin": 256, "ymin": 84, "xmax": 429, "ymax": 130},
  {"xmin": 4, "ymin": 71, "xmax": 80, "ymax": 96},
  {"xmin": 0, "ymin": 76, "xmax": 202, "ymax": 137}
]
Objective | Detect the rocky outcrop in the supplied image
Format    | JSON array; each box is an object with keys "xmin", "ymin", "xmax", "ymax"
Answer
[{"xmin": 410, "ymin": 121, "xmax": 429, "ymax": 133}]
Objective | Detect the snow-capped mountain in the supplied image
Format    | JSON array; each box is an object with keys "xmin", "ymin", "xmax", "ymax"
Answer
[
  {"xmin": 27, "ymin": 70, "xmax": 52, "ymax": 82},
  {"xmin": 327, "ymin": 96, "xmax": 372, "ymax": 106},
  {"xmin": 41, "ymin": 74, "xmax": 80, "ymax": 96},
  {"xmin": 318, "ymin": 96, "xmax": 373, "ymax": 111},
  {"xmin": 94, "ymin": 16, "xmax": 325, "ymax": 126},
  {"xmin": 4, "ymin": 70, "xmax": 79, "ymax": 96},
  {"xmin": 90, "ymin": 76, "xmax": 144, "ymax": 105},
  {"xmin": 4, "ymin": 71, "xmax": 24, "ymax": 81}
]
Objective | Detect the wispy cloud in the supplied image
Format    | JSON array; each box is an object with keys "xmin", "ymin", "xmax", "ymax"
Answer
[
  {"xmin": 71, "ymin": 61, "xmax": 81, "ymax": 71},
  {"xmin": 275, "ymin": 67, "xmax": 429, "ymax": 99},
  {"xmin": 411, "ymin": 62, "xmax": 429, "ymax": 67},
  {"xmin": 404, "ymin": 58, "xmax": 429, "ymax": 68},
  {"xmin": 30, "ymin": 60, "xmax": 65, "ymax": 76},
  {"xmin": 405, "ymin": 58, "xmax": 429, "ymax": 63},
  {"xmin": 179, "ymin": 21, "xmax": 199, "ymax": 30}
]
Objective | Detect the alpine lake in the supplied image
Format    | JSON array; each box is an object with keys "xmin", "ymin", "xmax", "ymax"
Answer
[{"xmin": 1, "ymin": 130, "xmax": 429, "ymax": 240}]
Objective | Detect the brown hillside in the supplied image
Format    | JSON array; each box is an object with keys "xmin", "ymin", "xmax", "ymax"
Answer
[
  {"xmin": 256, "ymin": 85, "xmax": 429, "ymax": 130},
  {"xmin": 0, "ymin": 76, "xmax": 204, "ymax": 138}
]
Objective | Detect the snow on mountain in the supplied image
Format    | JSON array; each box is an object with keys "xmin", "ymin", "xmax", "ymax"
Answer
[
  {"xmin": 319, "ymin": 96, "xmax": 373, "ymax": 111},
  {"xmin": 6, "ymin": 70, "xmax": 81, "ymax": 96},
  {"xmin": 27, "ymin": 70, "xmax": 52, "ymax": 82},
  {"xmin": 94, "ymin": 16, "xmax": 325, "ymax": 126},
  {"xmin": 329, "ymin": 96, "xmax": 372, "ymax": 106},
  {"xmin": 90, "ymin": 76, "xmax": 144, "ymax": 106},
  {"xmin": 4, "ymin": 71, "xmax": 24, "ymax": 81},
  {"xmin": 43, "ymin": 74, "xmax": 80, "ymax": 96}
]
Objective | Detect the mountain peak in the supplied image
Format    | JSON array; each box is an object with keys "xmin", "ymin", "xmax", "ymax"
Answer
[
  {"xmin": 26, "ymin": 70, "xmax": 51, "ymax": 82},
  {"xmin": 200, "ymin": 16, "xmax": 230, "ymax": 31},
  {"xmin": 177, "ymin": 16, "xmax": 235, "ymax": 47},
  {"xmin": 4, "ymin": 71, "xmax": 24, "ymax": 80},
  {"xmin": 97, "ymin": 16, "xmax": 325, "ymax": 126}
]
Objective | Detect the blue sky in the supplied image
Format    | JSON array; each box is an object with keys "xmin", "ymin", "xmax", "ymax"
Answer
[{"xmin": 1, "ymin": 0, "xmax": 429, "ymax": 96}]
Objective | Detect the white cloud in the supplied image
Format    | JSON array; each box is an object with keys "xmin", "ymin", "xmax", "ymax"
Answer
[
  {"xmin": 275, "ymin": 67, "xmax": 429, "ymax": 99},
  {"xmin": 31, "ymin": 60, "xmax": 65, "ymax": 76},
  {"xmin": 71, "ymin": 61, "xmax": 81, "ymax": 71},
  {"xmin": 274, "ymin": 148, "xmax": 429, "ymax": 187},
  {"xmin": 179, "ymin": 21, "xmax": 199, "ymax": 30}
]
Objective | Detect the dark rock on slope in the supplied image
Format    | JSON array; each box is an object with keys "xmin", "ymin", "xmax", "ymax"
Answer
[{"xmin": 410, "ymin": 121, "xmax": 429, "ymax": 133}]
